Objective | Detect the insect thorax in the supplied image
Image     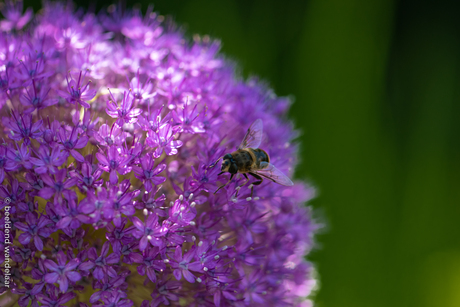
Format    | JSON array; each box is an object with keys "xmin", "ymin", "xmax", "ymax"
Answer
[{"xmin": 230, "ymin": 149, "xmax": 253, "ymax": 173}]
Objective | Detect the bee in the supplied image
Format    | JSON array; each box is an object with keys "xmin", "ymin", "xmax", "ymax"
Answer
[{"xmin": 214, "ymin": 119, "xmax": 294, "ymax": 198}]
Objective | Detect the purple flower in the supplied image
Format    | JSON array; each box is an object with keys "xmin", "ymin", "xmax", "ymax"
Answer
[
  {"xmin": 106, "ymin": 218, "xmax": 135, "ymax": 253},
  {"xmin": 37, "ymin": 287, "xmax": 76, "ymax": 307},
  {"xmin": 106, "ymin": 180, "xmax": 138, "ymax": 227},
  {"xmin": 17, "ymin": 199, "xmax": 39, "ymax": 214},
  {"xmin": 0, "ymin": 0, "xmax": 33, "ymax": 31},
  {"xmin": 78, "ymin": 188, "xmax": 114, "ymax": 224},
  {"xmin": 94, "ymin": 123, "xmax": 126, "ymax": 146},
  {"xmin": 170, "ymin": 245, "xmax": 202, "ymax": 283},
  {"xmin": 14, "ymin": 247, "xmax": 33, "ymax": 269},
  {"xmin": 136, "ymin": 247, "xmax": 166, "ymax": 283},
  {"xmin": 0, "ymin": 179, "xmax": 24, "ymax": 206},
  {"xmin": 55, "ymin": 27, "xmax": 87, "ymax": 50},
  {"xmin": 0, "ymin": 145, "xmax": 16, "ymax": 183},
  {"xmin": 40, "ymin": 118, "xmax": 61, "ymax": 146},
  {"xmin": 87, "ymin": 242, "xmax": 119, "ymax": 280},
  {"xmin": 240, "ymin": 270, "xmax": 269, "ymax": 304},
  {"xmin": 118, "ymin": 241, "xmax": 143, "ymax": 265},
  {"xmin": 20, "ymin": 81, "xmax": 58, "ymax": 113},
  {"xmin": 137, "ymin": 185, "xmax": 167, "ymax": 217},
  {"xmin": 228, "ymin": 206, "xmax": 268, "ymax": 245},
  {"xmin": 118, "ymin": 136, "xmax": 143, "ymax": 168},
  {"xmin": 54, "ymin": 195, "xmax": 90, "ymax": 230},
  {"xmin": 0, "ymin": 69, "xmax": 14, "ymax": 94},
  {"xmin": 132, "ymin": 214, "xmax": 164, "ymax": 251},
  {"xmin": 45, "ymin": 202, "xmax": 61, "ymax": 226},
  {"xmin": 106, "ymin": 90, "xmax": 142, "ymax": 125},
  {"xmin": 172, "ymin": 103, "xmax": 205, "ymax": 134},
  {"xmin": 150, "ymin": 277, "xmax": 182, "ymax": 306},
  {"xmin": 146, "ymin": 122, "xmax": 183, "ymax": 158},
  {"xmin": 11, "ymin": 282, "xmax": 41, "ymax": 307},
  {"xmin": 44, "ymin": 251, "xmax": 82, "ymax": 293},
  {"xmin": 229, "ymin": 242, "xmax": 265, "ymax": 273},
  {"xmin": 138, "ymin": 104, "xmax": 166, "ymax": 132},
  {"xmin": 2, "ymin": 111, "xmax": 42, "ymax": 145},
  {"xmin": 193, "ymin": 240, "xmax": 225, "ymax": 271},
  {"xmin": 30, "ymin": 144, "xmax": 68, "ymax": 174},
  {"xmin": 30, "ymin": 258, "xmax": 47, "ymax": 284},
  {"xmin": 23, "ymin": 172, "xmax": 45, "ymax": 195},
  {"xmin": 15, "ymin": 213, "xmax": 51, "ymax": 251},
  {"xmin": 133, "ymin": 153, "xmax": 166, "ymax": 191},
  {"xmin": 72, "ymin": 110, "xmax": 99, "ymax": 137},
  {"xmin": 167, "ymin": 198, "xmax": 196, "ymax": 227},
  {"xmin": 191, "ymin": 162, "xmax": 221, "ymax": 193},
  {"xmin": 38, "ymin": 169, "xmax": 77, "ymax": 202},
  {"xmin": 57, "ymin": 125, "xmax": 88, "ymax": 162},
  {"xmin": 125, "ymin": 69, "xmax": 155, "ymax": 101},
  {"xmin": 71, "ymin": 162, "xmax": 103, "ymax": 192},
  {"xmin": 90, "ymin": 276, "xmax": 126, "ymax": 304},
  {"xmin": 6, "ymin": 142, "xmax": 33, "ymax": 169},
  {"xmin": 15, "ymin": 56, "xmax": 53, "ymax": 86},
  {"xmin": 93, "ymin": 291, "xmax": 133, "ymax": 307},
  {"xmin": 207, "ymin": 279, "xmax": 240, "ymax": 307},
  {"xmin": 96, "ymin": 146, "xmax": 131, "ymax": 184},
  {"xmin": 57, "ymin": 71, "xmax": 96, "ymax": 108}
]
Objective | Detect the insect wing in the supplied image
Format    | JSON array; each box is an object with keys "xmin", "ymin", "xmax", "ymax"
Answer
[
  {"xmin": 255, "ymin": 162, "xmax": 294, "ymax": 186},
  {"xmin": 238, "ymin": 119, "xmax": 263, "ymax": 149}
]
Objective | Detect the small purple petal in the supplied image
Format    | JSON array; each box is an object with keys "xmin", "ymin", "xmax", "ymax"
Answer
[
  {"xmin": 44, "ymin": 272, "xmax": 59, "ymax": 283},
  {"xmin": 65, "ymin": 259, "xmax": 80, "ymax": 271},
  {"xmin": 105, "ymin": 253, "xmax": 120, "ymax": 264},
  {"xmin": 109, "ymin": 169, "xmax": 118, "ymax": 184},
  {"xmin": 18, "ymin": 233, "xmax": 32, "ymax": 245},
  {"xmin": 38, "ymin": 187, "xmax": 55, "ymax": 199},
  {"xmin": 34, "ymin": 236, "xmax": 44, "ymax": 251},
  {"xmin": 147, "ymin": 267, "xmax": 157, "ymax": 283},
  {"xmin": 44, "ymin": 260, "xmax": 58, "ymax": 272},
  {"xmin": 93, "ymin": 267, "xmax": 104, "ymax": 280},
  {"xmin": 214, "ymin": 291, "xmax": 221, "ymax": 307},
  {"xmin": 56, "ymin": 216, "xmax": 72, "ymax": 229},
  {"xmin": 70, "ymin": 149, "xmax": 85, "ymax": 162},
  {"xmin": 139, "ymin": 236, "xmax": 148, "ymax": 251},
  {"xmin": 79, "ymin": 261, "xmax": 95, "ymax": 271},
  {"xmin": 59, "ymin": 275, "xmax": 69, "ymax": 293},
  {"xmin": 67, "ymin": 271, "xmax": 82, "ymax": 282},
  {"xmin": 182, "ymin": 270, "xmax": 195, "ymax": 283},
  {"xmin": 173, "ymin": 269, "xmax": 181, "ymax": 281}
]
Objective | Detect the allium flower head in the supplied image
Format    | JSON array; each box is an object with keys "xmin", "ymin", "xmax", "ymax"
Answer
[{"xmin": 1, "ymin": 2, "xmax": 318, "ymax": 306}]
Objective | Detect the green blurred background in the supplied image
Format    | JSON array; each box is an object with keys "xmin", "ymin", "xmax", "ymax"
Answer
[{"xmin": 26, "ymin": 0, "xmax": 460, "ymax": 306}]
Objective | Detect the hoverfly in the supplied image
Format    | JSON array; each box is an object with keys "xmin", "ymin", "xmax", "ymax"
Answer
[{"xmin": 214, "ymin": 119, "xmax": 294, "ymax": 198}]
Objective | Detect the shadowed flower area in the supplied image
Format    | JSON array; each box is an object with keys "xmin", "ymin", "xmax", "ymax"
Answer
[{"xmin": 0, "ymin": 1, "xmax": 318, "ymax": 306}]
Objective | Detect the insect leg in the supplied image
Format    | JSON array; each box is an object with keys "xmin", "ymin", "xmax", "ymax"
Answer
[
  {"xmin": 214, "ymin": 173, "xmax": 234, "ymax": 194},
  {"xmin": 210, "ymin": 157, "xmax": 222, "ymax": 168},
  {"xmin": 235, "ymin": 173, "xmax": 249, "ymax": 197},
  {"xmin": 248, "ymin": 173, "xmax": 263, "ymax": 197}
]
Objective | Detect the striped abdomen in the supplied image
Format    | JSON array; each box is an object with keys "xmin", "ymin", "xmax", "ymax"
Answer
[{"xmin": 252, "ymin": 148, "xmax": 270, "ymax": 168}]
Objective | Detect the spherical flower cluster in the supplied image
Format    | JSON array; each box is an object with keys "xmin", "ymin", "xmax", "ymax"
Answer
[{"xmin": 0, "ymin": 1, "xmax": 318, "ymax": 306}]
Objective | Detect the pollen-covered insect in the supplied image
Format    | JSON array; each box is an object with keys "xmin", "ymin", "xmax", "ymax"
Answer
[{"xmin": 214, "ymin": 119, "xmax": 294, "ymax": 198}]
